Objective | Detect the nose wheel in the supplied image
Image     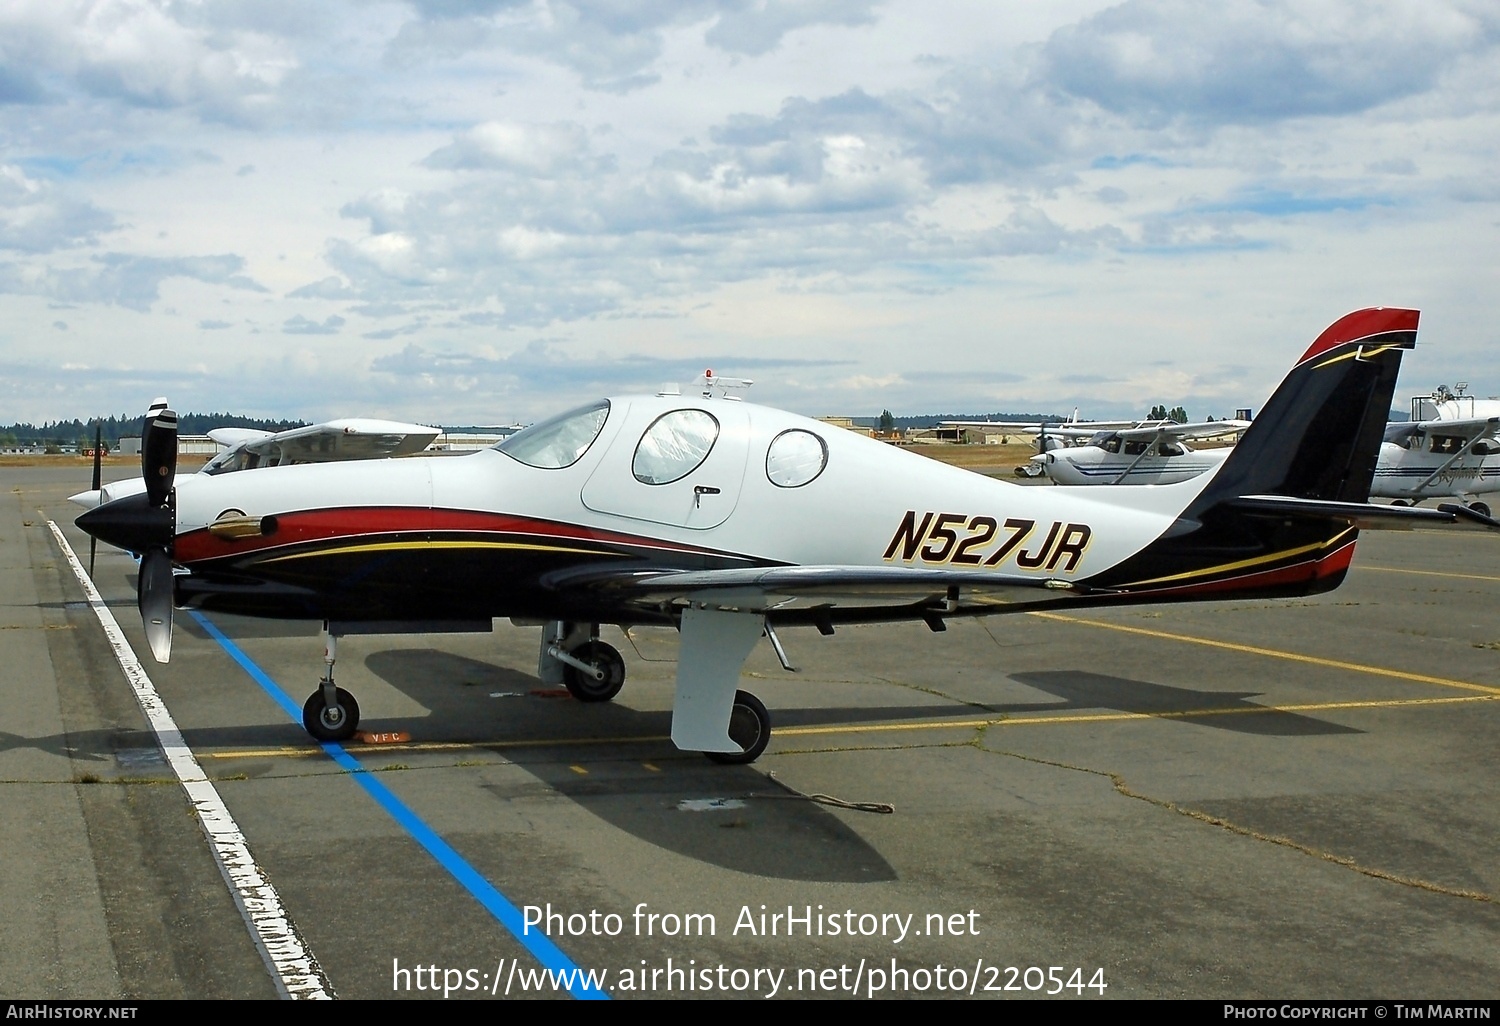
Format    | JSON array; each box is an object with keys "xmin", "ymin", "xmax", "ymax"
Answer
[
  {"xmin": 301, "ymin": 624, "xmax": 360, "ymax": 741},
  {"xmin": 705, "ymin": 690, "xmax": 770, "ymax": 765},
  {"xmin": 303, "ymin": 683, "xmax": 360, "ymax": 741}
]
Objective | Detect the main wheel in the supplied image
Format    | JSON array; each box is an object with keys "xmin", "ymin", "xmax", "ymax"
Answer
[
  {"xmin": 562, "ymin": 641, "xmax": 626, "ymax": 702},
  {"xmin": 1469, "ymin": 501, "xmax": 1491, "ymax": 519},
  {"xmin": 1390, "ymin": 499, "xmax": 1412, "ymax": 507},
  {"xmin": 303, "ymin": 686, "xmax": 360, "ymax": 741},
  {"xmin": 705, "ymin": 690, "xmax": 770, "ymax": 765}
]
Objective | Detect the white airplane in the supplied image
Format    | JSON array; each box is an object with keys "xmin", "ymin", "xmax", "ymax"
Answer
[
  {"xmin": 69, "ymin": 411, "xmax": 441, "ymax": 509},
  {"xmin": 936, "ymin": 413, "xmax": 1125, "ymax": 477},
  {"xmin": 1373, "ymin": 415, "xmax": 1500, "ymax": 516},
  {"xmin": 76, "ymin": 308, "xmax": 1488, "ymax": 764},
  {"xmin": 1028, "ymin": 420, "xmax": 1250, "ymax": 485}
]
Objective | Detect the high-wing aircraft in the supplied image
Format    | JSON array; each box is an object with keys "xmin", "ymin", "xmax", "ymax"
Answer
[
  {"xmin": 1028, "ymin": 420, "xmax": 1250, "ymax": 485},
  {"xmin": 69, "ymin": 412, "xmax": 441, "ymax": 509},
  {"xmin": 76, "ymin": 308, "xmax": 1490, "ymax": 765},
  {"xmin": 1373, "ymin": 416, "xmax": 1500, "ymax": 516},
  {"xmin": 936, "ymin": 413, "xmax": 1127, "ymax": 477}
]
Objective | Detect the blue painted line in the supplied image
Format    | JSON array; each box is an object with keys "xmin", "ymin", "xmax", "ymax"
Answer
[{"xmin": 188, "ymin": 611, "xmax": 608, "ymax": 1000}]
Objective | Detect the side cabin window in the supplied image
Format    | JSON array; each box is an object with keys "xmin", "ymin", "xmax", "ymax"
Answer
[
  {"xmin": 1123, "ymin": 440, "xmax": 1148, "ymax": 456},
  {"xmin": 1100, "ymin": 436, "xmax": 1122, "ymax": 454},
  {"xmin": 633, "ymin": 410, "xmax": 719, "ymax": 485},
  {"xmin": 766, "ymin": 429, "xmax": 828, "ymax": 488},
  {"xmin": 1158, "ymin": 442, "xmax": 1187, "ymax": 457},
  {"xmin": 1430, "ymin": 435, "xmax": 1467, "ymax": 455},
  {"xmin": 496, "ymin": 399, "xmax": 610, "ymax": 469}
]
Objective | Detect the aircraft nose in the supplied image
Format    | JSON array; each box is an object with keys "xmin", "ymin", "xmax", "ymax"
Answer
[{"xmin": 75, "ymin": 492, "xmax": 172, "ymax": 554}]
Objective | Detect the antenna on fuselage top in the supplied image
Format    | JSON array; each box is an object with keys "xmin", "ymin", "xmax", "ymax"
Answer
[{"xmin": 695, "ymin": 368, "xmax": 754, "ymax": 400}]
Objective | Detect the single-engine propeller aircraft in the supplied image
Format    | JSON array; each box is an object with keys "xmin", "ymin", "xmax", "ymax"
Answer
[
  {"xmin": 1371, "ymin": 385, "xmax": 1500, "ymax": 516},
  {"xmin": 1028, "ymin": 419, "xmax": 1250, "ymax": 485},
  {"xmin": 69, "ymin": 411, "xmax": 441, "ymax": 510},
  {"xmin": 75, "ymin": 308, "xmax": 1495, "ymax": 764}
]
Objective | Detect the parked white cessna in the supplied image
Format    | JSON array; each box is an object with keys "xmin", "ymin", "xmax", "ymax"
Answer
[
  {"xmin": 69, "ymin": 411, "xmax": 441, "ymax": 509},
  {"xmin": 76, "ymin": 308, "xmax": 1489, "ymax": 765},
  {"xmin": 1373, "ymin": 384, "xmax": 1500, "ymax": 515},
  {"xmin": 1028, "ymin": 420, "xmax": 1250, "ymax": 485}
]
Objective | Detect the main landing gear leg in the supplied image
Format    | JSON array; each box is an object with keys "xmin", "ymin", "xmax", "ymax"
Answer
[
  {"xmin": 671, "ymin": 608, "xmax": 772, "ymax": 765},
  {"xmin": 302, "ymin": 621, "xmax": 360, "ymax": 742}
]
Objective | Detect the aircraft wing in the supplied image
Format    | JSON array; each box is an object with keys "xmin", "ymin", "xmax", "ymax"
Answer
[
  {"xmin": 207, "ymin": 428, "xmax": 274, "ymax": 448},
  {"xmin": 1409, "ymin": 415, "xmax": 1500, "ymax": 438},
  {"xmin": 543, "ymin": 564, "xmax": 1101, "ymax": 616},
  {"xmin": 236, "ymin": 418, "xmax": 442, "ymax": 463},
  {"xmin": 1112, "ymin": 419, "xmax": 1250, "ymax": 442},
  {"xmin": 941, "ymin": 420, "xmax": 1136, "ymax": 433}
]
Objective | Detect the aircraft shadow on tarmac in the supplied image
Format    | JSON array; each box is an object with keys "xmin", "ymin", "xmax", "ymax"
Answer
[
  {"xmin": 362, "ymin": 648, "xmax": 897, "ymax": 882},
  {"xmin": 1009, "ymin": 671, "xmax": 1362, "ymax": 737}
]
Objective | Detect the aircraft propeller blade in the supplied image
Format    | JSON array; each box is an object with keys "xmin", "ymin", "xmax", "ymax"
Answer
[
  {"xmin": 74, "ymin": 400, "xmax": 179, "ymax": 661},
  {"xmin": 142, "ymin": 402, "xmax": 177, "ymax": 509},
  {"xmin": 137, "ymin": 399, "xmax": 177, "ymax": 663},
  {"xmin": 89, "ymin": 422, "xmax": 102, "ymax": 574},
  {"xmin": 138, "ymin": 548, "xmax": 174, "ymax": 663}
]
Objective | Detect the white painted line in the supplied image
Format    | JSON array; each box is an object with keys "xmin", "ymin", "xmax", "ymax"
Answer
[{"xmin": 48, "ymin": 522, "xmax": 333, "ymax": 1000}]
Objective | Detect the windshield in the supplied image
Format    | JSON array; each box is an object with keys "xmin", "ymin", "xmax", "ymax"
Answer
[
  {"xmin": 201, "ymin": 449, "xmax": 248, "ymax": 475},
  {"xmin": 495, "ymin": 400, "xmax": 611, "ymax": 469}
]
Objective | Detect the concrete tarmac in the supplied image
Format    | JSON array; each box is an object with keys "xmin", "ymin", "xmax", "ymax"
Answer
[{"xmin": 2, "ymin": 465, "xmax": 1497, "ymax": 1000}]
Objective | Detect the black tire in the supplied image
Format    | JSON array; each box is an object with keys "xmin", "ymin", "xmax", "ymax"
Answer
[
  {"xmin": 1470, "ymin": 501, "xmax": 1491, "ymax": 519},
  {"xmin": 1390, "ymin": 499, "xmax": 1412, "ymax": 507},
  {"xmin": 705, "ymin": 690, "xmax": 770, "ymax": 765},
  {"xmin": 562, "ymin": 641, "xmax": 626, "ymax": 702},
  {"xmin": 303, "ymin": 686, "xmax": 360, "ymax": 741}
]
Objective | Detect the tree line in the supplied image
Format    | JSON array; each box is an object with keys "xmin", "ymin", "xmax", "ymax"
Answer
[{"xmin": 0, "ymin": 413, "xmax": 307, "ymax": 450}]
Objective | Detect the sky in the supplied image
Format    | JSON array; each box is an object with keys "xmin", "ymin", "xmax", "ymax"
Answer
[{"xmin": 1, "ymin": 0, "xmax": 1497, "ymax": 426}]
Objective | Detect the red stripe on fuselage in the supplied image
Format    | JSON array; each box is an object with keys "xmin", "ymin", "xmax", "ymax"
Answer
[
  {"xmin": 1297, "ymin": 308, "xmax": 1419, "ymax": 365},
  {"xmin": 174, "ymin": 507, "xmax": 742, "ymax": 565}
]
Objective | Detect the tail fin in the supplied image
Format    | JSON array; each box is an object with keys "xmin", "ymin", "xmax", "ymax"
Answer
[
  {"xmin": 1192, "ymin": 308, "xmax": 1418, "ymax": 509},
  {"xmin": 1087, "ymin": 309, "xmax": 1418, "ymax": 600}
]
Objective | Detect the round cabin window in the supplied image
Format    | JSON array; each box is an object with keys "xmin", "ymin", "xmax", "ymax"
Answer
[
  {"xmin": 765, "ymin": 429, "xmax": 828, "ymax": 488},
  {"xmin": 633, "ymin": 410, "xmax": 720, "ymax": 485}
]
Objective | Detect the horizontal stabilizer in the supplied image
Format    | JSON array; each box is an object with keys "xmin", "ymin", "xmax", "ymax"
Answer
[{"xmin": 1229, "ymin": 495, "xmax": 1498, "ymax": 530}]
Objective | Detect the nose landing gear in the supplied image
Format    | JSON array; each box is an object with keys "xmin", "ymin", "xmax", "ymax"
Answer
[{"xmin": 301, "ymin": 624, "xmax": 360, "ymax": 741}]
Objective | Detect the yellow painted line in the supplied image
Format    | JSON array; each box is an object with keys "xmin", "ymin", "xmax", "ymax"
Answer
[
  {"xmin": 569, "ymin": 765, "xmax": 588, "ymax": 775},
  {"xmin": 776, "ymin": 694, "xmax": 1495, "ymax": 737},
  {"xmin": 203, "ymin": 735, "xmax": 675, "ymax": 760},
  {"xmin": 1360, "ymin": 564, "xmax": 1500, "ymax": 584},
  {"xmin": 203, "ymin": 693, "xmax": 1495, "ymax": 759},
  {"xmin": 1028, "ymin": 611, "xmax": 1500, "ymax": 696}
]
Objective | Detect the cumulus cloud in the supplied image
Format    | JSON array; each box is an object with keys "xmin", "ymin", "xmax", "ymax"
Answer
[
  {"xmin": 0, "ymin": 0, "xmax": 300, "ymax": 123},
  {"xmin": 283, "ymin": 314, "xmax": 346, "ymax": 334},
  {"xmin": 370, "ymin": 337, "xmax": 847, "ymax": 395},
  {"xmin": 0, "ymin": 164, "xmax": 116, "ymax": 252},
  {"xmin": 287, "ymin": 275, "xmax": 358, "ymax": 299},
  {"xmin": 0, "ymin": 252, "xmax": 264, "ymax": 310},
  {"xmin": 390, "ymin": 0, "xmax": 884, "ymax": 91},
  {"xmin": 1038, "ymin": 0, "xmax": 1500, "ymax": 124},
  {"xmin": 422, "ymin": 120, "xmax": 604, "ymax": 177}
]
